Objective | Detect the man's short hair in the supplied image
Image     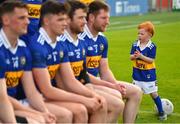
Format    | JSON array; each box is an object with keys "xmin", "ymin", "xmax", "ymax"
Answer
[
  {"xmin": 87, "ymin": 0, "xmax": 109, "ymax": 21},
  {"xmin": 40, "ymin": 0, "xmax": 69, "ymax": 26},
  {"xmin": 0, "ymin": 0, "xmax": 28, "ymax": 26},
  {"xmin": 66, "ymin": 0, "xmax": 88, "ymax": 20}
]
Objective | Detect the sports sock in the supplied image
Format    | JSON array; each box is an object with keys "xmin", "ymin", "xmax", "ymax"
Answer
[{"xmin": 153, "ymin": 96, "xmax": 164, "ymax": 113}]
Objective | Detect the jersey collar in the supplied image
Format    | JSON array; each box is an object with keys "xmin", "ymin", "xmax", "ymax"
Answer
[
  {"xmin": 84, "ymin": 25, "xmax": 99, "ymax": 41},
  {"xmin": 39, "ymin": 27, "xmax": 57, "ymax": 49},
  {"xmin": 64, "ymin": 30, "xmax": 79, "ymax": 47},
  {"xmin": 0, "ymin": 28, "xmax": 26, "ymax": 54},
  {"xmin": 137, "ymin": 40, "xmax": 152, "ymax": 51}
]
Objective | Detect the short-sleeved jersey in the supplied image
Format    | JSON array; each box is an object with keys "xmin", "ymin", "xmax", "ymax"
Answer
[
  {"xmin": 130, "ymin": 40, "xmax": 156, "ymax": 82},
  {"xmin": 28, "ymin": 27, "xmax": 69, "ymax": 86},
  {"xmin": 59, "ymin": 31, "xmax": 86, "ymax": 80},
  {"xmin": 79, "ymin": 25, "xmax": 108, "ymax": 76},
  {"xmin": 0, "ymin": 29, "xmax": 32, "ymax": 97}
]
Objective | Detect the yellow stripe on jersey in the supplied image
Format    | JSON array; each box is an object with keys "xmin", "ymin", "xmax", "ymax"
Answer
[
  {"xmin": 133, "ymin": 60, "xmax": 155, "ymax": 70},
  {"xmin": 27, "ymin": 4, "xmax": 41, "ymax": 18},
  {"xmin": 70, "ymin": 61, "xmax": 84, "ymax": 76},
  {"xmin": 86, "ymin": 56, "xmax": 101, "ymax": 68},
  {"xmin": 5, "ymin": 71, "xmax": 23, "ymax": 88},
  {"xmin": 47, "ymin": 64, "xmax": 60, "ymax": 79}
]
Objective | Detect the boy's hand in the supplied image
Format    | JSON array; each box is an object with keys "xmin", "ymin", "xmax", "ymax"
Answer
[{"xmin": 134, "ymin": 50, "xmax": 142, "ymax": 58}]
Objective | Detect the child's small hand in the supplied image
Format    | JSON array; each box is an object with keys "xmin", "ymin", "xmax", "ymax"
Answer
[{"xmin": 134, "ymin": 50, "xmax": 142, "ymax": 58}]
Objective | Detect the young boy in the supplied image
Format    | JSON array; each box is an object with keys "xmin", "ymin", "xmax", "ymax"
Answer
[{"xmin": 130, "ymin": 21, "xmax": 167, "ymax": 120}]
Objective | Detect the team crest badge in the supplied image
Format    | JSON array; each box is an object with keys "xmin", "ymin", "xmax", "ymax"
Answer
[
  {"xmin": 20, "ymin": 57, "xmax": 26, "ymax": 65},
  {"xmin": 59, "ymin": 51, "xmax": 64, "ymax": 58},
  {"xmin": 100, "ymin": 44, "xmax": 104, "ymax": 51}
]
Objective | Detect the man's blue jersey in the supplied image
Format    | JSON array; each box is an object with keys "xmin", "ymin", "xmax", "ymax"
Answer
[
  {"xmin": 130, "ymin": 40, "xmax": 156, "ymax": 82},
  {"xmin": 0, "ymin": 29, "xmax": 32, "ymax": 97},
  {"xmin": 28, "ymin": 28, "xmax": 69, "ymax": 86},
  {"xmin": 21, "ymin": 0, "xmax": 42, "ymax": 43},
  {"xmin": 79, "ymin": 25, "xmax": 108, "ymax": 76},
  {"xmin": 59, "ymin": 31, "xmax": 86, "ymax": 80}
]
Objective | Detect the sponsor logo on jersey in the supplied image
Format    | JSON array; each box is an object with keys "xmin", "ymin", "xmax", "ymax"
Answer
[
  {"xmin": 70, "ymin": 61, "xmax": 83, "ymax": 76},
  {"xmin": 47, "ymin": 64, "xmax": 60, "ymax": 79},
  {"xmin": 5, "ymin": 71, "xmax": 23, "ymax": 88},
  {"xmin": 133, "ymin": 60, "xmax": 155, "ymax": 70},
  {"xmin": 27, "ymin": 4, "xmax": 41, "ymax": 18},
  {"xmin": 86, "ymin": 56, "xmax": 101, "ymax": 68}
]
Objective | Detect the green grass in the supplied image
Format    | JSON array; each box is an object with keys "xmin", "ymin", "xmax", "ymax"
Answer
[{"xmin": 104, "ymin": 11, "xmax": 180, "ymax": 123}]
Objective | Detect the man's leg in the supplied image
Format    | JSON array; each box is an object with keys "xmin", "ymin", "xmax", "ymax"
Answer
[
  {"xmin": 90, "ymin": 84, "xmax": 124, "ymax": 123},
  {"xmin": 118, "ymin": 81, "xmax": 143, "ymax": 123},
  {"xmin": 47, "ymin": 101, "xmax": 88, "ymax": 123},
  {"xmin": 15, "ymin": 110, "xmax": 45, "ymax": 123},
  {"xmin": 45, "ymin": 102, "xmax": 73, "ymax": 123}
]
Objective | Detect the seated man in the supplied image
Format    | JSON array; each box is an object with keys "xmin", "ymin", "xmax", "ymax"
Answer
[
  {"xmin": 28, "ymin": 0, "xmax": 107, "ymax": 123},
  {"xmin": 0, "ymin": 0, "xmax": 67, "ymax": 123},
  {"xmin": 80, "ymin": 1, "xmax": 143, "ymax": 123},
  {"xmin": 59, "ymin": 0, "xmax": 124, "ymax": 123}
]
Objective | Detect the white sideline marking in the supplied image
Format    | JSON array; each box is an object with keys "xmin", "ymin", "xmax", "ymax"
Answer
[
  {"xmin": 110, "ymin": 21, "xmax": 161, "ymax": 26},
  {"xmin": 139, "ymin": 110, "xmax": 180, "ymax": 117},
  {"xmin": 107, "ymin": 21, "xmax": 161, "ymax": 31}
]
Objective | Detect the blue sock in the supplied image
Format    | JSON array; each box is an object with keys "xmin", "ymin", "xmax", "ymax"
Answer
[{"xmin": 153, "ymin": 96, "xmax": 164, "ymax": 113}]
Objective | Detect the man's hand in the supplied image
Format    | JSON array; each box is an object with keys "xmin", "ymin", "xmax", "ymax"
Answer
[
  {"xmin": 115, "ymin": 83, "xmax": 126, "ymax": 96},
  {"xmin": 42, "ymin": 112, "xmax": 56, "ymax": 123}
]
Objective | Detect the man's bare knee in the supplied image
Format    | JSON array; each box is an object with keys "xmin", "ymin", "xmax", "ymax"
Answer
[
  {"xmin": 100, "ymin": 96, "xmax": 108, "ymax": 112},
  {"xmin": 132, "ymin": 85, "xmax": 143, "ymax": 101},
  {"xmin": 73, "ymin": 104, "xmax": 88, "ymax": 122},
  {"xmin": 56, "ymin": 109, "xmax": 73, "ymax": 123}
]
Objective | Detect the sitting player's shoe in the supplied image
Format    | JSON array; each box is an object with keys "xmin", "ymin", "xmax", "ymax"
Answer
[{"xmin": 159, "ymin": 112, "xmax": 167, "ymax": 121}]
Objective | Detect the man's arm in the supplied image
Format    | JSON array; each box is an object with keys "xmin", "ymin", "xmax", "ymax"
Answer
[
  {"xmin": 21, "ymin": 71, "xmax": 49, "ymax": 113},
  {"xmin": 56, "ymin": 62, "xmax": 95, "ymax": 98},
  {"xmin": 32, "ymin": 67, "xmax": 101, "ymax": 112},
  {"xmin": 99, "ymin": 58, "xmax": 117, "ymax": 83},
  {"xmin": 21, "ymin": 71, "xmax": 57, "ymax": 123},
  {"xmin": 99, "ymin": 58, "xmax": 126, "ymax": 95},
  {"xmin": 9, "ymin": 96, "xmax": 41, "ymax": 114},
  {"xmin": 0, "ymin": 79, "xmax": 16, "ymax": 123}
]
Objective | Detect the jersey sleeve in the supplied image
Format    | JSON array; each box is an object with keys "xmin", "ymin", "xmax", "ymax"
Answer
[
  {"xmin": 130, "ymin": 43, "xmax": 136, "ymax": 55},
  {"xmin": 24, "ymin": 47, "xmax": 32, "ymax": 71},
  {"xmin": 102, "ymin": 37, "xmax": 108, "ymax": 58},
  {"xmin": 148, "ymin": 45, "xmax": 156, "ymax": 59},
  {"xmin": 0, "ymin": 51, "xmax": 6, "ymax": 78},
  {"xmin": 28, "ymin": 43, "xmax": 47, "ymax": 68},
  {"xmin": 60, "ymin": 43, "xmax": 69, "ymax": 63}
]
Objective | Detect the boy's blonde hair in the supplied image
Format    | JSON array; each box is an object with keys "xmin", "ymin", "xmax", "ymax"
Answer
[{"xmin": 138, "ymin": 21, "xmax": 155, "ymax": 37}]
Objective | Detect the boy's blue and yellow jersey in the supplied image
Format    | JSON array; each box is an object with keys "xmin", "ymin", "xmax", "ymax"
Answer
[
  {"xmin": 28, "ymin": 27, "xmax": 69, "ymax": 86},
  {"xmin": 79, "ymin": 25, "xmax": 108, "ymax": 76},
  {"xmin": 0, "ymin": 29, "xmax": 32, "ymax": 97},
  {"xmin": 130, "ymin": 40, "xmax": 156, "ymax": 82},
  {"xmin": 59, "ymin": 31, "xmax": 86, "ymax": 80}
]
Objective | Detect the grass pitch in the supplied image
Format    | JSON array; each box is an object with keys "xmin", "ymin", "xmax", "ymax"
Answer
[{"xmin": 105, "ymin": 11, "xmax": 180, "ymax": 123}]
